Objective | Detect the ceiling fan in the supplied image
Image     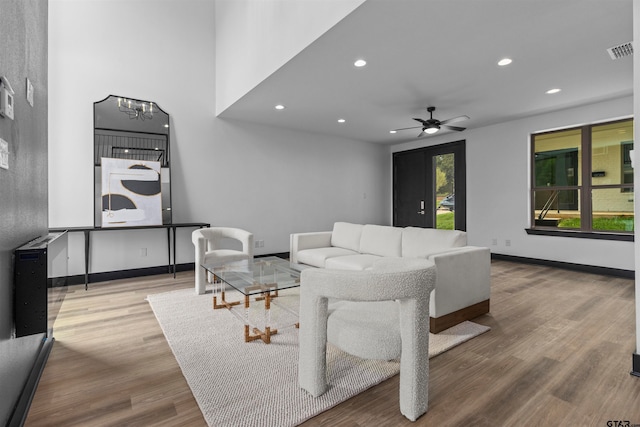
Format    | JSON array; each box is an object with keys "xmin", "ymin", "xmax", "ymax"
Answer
[{"xmin": 393, "ymin": 106, "xmax": 469, "ymax": 137}]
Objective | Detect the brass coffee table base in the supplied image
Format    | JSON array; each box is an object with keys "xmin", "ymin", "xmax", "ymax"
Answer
[
  {"xmin": 205, "ymin": 257, "xmax": 301, "ymax": 344},
  {"xmin": 245, "ymin": 325, "xmax": 277, "ymax": 344},
  {"xmin": 244, "ymin": 292, "xmax": 276, "ymax": 344},
  {"xmin": 213, "ymin": 291, "xmax": 240, "ymax": 310},
  {"xmin": 213, "ymin": 284, "xmax": 287, "ymax": 344}
]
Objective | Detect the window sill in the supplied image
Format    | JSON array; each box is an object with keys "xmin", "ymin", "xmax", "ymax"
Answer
[{"xmin": 525, "ymin": 228, "xmax": 634, "ymax": 242}]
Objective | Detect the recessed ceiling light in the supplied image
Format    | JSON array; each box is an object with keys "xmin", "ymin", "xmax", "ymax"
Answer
[
  {"xmin": 354, "ymin": 59, "xmax": 367, "ymax": 67},
  {"xmin": 389, "ymin": 130, "xmax": 397, "ymax": 134},
  {"xmin": 497, "ymin": 58, "xmax": 512, "ymax": 66},
  {"xmin": 546, "ymin": 88, "xmax": 561, "ymax": 94},
  {"xmin": 337, "ymin": 119, "xmax": 346, "ymax": 123},
  {"xmin": 275, "ymin": 104, "xmax": 286, "ymax": 110}
]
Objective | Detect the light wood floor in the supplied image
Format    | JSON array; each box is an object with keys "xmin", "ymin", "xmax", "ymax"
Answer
[{"xmin": 25, "ymin": 260, "xmax": 639, "ymax": 426}]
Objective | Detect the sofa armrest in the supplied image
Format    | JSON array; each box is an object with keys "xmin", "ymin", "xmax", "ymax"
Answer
[
  {"xmin": 427, "ymin": 246, "xmax": 491, "ymax": 318},
  {"xmin": 290, "ymin": 231, "xmax": 332, "ymax": 263}
]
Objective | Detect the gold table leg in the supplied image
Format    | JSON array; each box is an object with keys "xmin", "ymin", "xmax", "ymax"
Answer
[
  {"xmin": 213, "ymin": 289, "xmax": 240, "ymax": 310},
  {"xmin": 211, "ymin": 277, "xmax": 287, "ymax": 344},
  {"xmin": 211, "ymin": 275, "xmax": 240, "ymax": 310},
  {"xmin": 244, "ymin": 291, "xmax": 278, "ymax": 344}
]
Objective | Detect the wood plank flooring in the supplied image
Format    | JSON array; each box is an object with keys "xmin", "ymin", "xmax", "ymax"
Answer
[{"xmin": 25, "ymin": 260, "xmax": 640, "ymax": 426}]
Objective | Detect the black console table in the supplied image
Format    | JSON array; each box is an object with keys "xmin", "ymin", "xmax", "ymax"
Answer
[{"xmin": 49, "ymin": 223, "xmax": 209, "ymax": 290}]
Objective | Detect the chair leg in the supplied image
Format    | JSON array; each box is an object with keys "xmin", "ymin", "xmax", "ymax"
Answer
[
  {"xmin": 298, "ymin": 294, "xmax": 329, "ymax": 397},
  {"xmin": 398, "ymin": 298, "xmax": 430, "ymax": 421},
  {"xmin": 195, "ymin": 265, "xmax": 206, "ymax": 295}
]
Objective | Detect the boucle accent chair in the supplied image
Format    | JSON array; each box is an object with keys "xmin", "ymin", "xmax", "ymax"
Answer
[
  {"xmin": 298, "ymin": 258, "xmax": 437, "ymax": 422},
  {"xmin": 191, "ymin": 227, "xmax": 253, "ymax": 295}
]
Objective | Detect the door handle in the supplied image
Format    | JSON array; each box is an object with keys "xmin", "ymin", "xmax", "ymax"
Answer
[{"xmin": 417, "ymin": 210, "xmax": 425, "ymax": 215}]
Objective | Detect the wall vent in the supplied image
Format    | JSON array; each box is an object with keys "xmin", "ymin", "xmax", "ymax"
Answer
[{"xmin": 607, "ymin": 41, "xmax": 633, "ymax": 60}]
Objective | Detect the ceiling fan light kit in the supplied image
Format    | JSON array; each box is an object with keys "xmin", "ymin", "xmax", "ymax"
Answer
[{"xmin": 392, "ymin": 106, "xmax": 469, "ymax": 138}]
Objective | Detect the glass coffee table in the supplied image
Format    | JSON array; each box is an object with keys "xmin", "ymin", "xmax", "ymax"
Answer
[{"xmin": 202, "ymin": 256, "xmax": 303, "ymax": 344}]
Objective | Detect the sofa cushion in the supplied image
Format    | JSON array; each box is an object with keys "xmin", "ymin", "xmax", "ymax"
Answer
[
  {"xmin": 401, "ymin": 227, "xmax": 467, "ymax": 258},
  {"xmin": 331, "ymin": 222, "xmax": 364, "ymax": 252},
  {"xmin": 296, "ymin": 247, "xmax": 359, "ymax": 268},
  {"xmin": 325, "ymin": 254, "xmax": 382, "ymax": 271},
  {"xmin": 359, "ymin": 224, "xmax": 403, "ymax": 257}
]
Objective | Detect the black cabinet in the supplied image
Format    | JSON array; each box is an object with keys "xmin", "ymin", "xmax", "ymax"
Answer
[
  {"xmin": 13, "ymin": 232, "xmax": 67, "ymax": 338},
  {"xmin": 14, "ymin": 246, "xmax": 47, "ymax": 337}
]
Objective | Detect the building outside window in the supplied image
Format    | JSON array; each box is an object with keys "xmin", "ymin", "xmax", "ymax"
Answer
[{"xmin": 531, "ymin": 118, "xmax": 634, "ymax": 234}]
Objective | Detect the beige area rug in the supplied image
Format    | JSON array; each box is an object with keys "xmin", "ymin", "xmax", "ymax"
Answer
[{"xmin": 147, "ymin": 287, "xmax": 490, "ymax": 427}]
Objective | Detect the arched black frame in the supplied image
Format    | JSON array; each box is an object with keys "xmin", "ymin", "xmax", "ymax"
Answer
[{"xmin": 93, "ymin": 95, "xmax": 172, "ymax": 226}]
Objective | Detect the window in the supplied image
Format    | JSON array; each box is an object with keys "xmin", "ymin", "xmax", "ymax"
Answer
[{"xmin": 531, "ymin": 118, "xmax": 634, "ymax": 235}]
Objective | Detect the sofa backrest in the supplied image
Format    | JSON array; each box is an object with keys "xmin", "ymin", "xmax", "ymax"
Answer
[
  {"xmin": 331, "ymin": 222, "xmax": 364, "ymax": 251},
  {"xmin": 401, "ymin": 227, "xmax": 467, "ymax": 258},
  {"xmin": 359, "ymin": 224, "xmax": 403, "ymax": 257}
]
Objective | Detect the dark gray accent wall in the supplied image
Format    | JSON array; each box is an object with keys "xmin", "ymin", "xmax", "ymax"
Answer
[{"xmin": 0, "ymin": 0, "xmax": 48, "ymax": 424}]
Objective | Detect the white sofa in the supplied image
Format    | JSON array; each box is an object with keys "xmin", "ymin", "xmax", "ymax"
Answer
[{"xmin": 290, "ymin": 222, "xmax": 491, "ymax": 333}]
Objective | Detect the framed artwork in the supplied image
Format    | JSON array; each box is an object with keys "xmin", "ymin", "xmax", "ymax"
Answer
[{"xmin": 101, "ymin": 157, "xmax": 162, "ymax": 227}]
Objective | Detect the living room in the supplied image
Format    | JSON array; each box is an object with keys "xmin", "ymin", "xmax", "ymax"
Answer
[
  {"xmin": 1, "ymin": 0, "xmax": 639, "ymax": 425},
  {"xmin": 44, "ymin": 0, "xmax": 635, "ymax": 276}
]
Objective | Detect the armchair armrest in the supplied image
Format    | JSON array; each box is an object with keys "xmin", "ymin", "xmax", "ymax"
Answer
[
  {"xmin": 192, "ymin": 234, "xmax": 207, "ymax": 263},
  {"xmin": 193, "ymin": 227, "xmax": 254, "ymax": 258},
  {"xmin": 231, "ymin": 228, "xmax": 254, "ymax": 258},
  {"xmin": 300, "ymin": 258, "xmax": 435, "ymax": 301},
  {"xmin": 289, "ymin": 231, "xmax": 332, "ymax": 263}
]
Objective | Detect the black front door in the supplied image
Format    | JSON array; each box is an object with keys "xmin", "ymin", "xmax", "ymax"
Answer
[
  {"xmin": 393, "ymin": 149, "xmax": 429, "ymax": 227},
  {"xmin": 393, "ymin": 140, "xmax": 466, "ymax": 230}
]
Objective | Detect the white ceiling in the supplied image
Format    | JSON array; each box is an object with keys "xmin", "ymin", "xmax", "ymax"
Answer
[{"xmin": 218, "ymin": 0, "xmax": 634, "ymax": 145}]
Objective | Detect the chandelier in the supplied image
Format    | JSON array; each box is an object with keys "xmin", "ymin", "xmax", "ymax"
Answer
[{"xmin": 117, "ymin": 97, "xmax": 154, "ymax": 121}]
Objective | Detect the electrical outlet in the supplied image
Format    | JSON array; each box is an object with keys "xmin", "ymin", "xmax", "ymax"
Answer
[
  {"xmin": 505, "ymin": 239, "xmax": 511, "ymax": 247},
  {"xmin": 140, "ymin": 248, "xmax": 147, "ymax": 257},
  {"xmin": 491, "ymin": 238, "xmax": 497, "ymax": 246}
]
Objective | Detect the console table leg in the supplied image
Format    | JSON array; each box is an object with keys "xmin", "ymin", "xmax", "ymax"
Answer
[{"xmin": 84, "ymin": 230, "xmax": 90, "ymax": 291}]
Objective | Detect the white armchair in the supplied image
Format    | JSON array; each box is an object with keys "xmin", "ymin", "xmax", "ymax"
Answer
[
  {"xmin": 298, "ymin": 258, "xmax": 436, "ymax": 422},
  {"xmin": 191, "ymin": 227, "xmax": 254, "ymax": 295}
]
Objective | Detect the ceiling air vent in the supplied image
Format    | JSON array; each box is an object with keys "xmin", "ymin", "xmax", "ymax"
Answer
[{"xmin": 607, "ymin": 41, "xmax": 633, "ymax": 60}]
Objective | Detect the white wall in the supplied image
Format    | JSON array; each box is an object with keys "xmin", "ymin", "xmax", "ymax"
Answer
[
  {"xmin": 215, "ymin": 0, "xmax": 366, "ymax": 115},
  {"xmin": 391, "ymin": 95, "xmax": 635, "ymax": 271},
  {"xmin": 48, "ymin": 0, "xmax": 389, "ymax": 276}
]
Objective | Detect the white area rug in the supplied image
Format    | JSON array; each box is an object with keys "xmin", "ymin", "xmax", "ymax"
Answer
[{"xmin": 147, "ymin": 287, "xmax": 490, "ymax": 427}]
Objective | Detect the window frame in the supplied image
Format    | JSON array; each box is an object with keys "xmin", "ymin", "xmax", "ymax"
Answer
[{"xmin": 528, "ymin": 118, "xmax": 634, "ymax": 240}]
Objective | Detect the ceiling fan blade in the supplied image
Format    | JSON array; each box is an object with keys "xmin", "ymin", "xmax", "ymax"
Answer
[
  {"xmin": 440, "ymin": 115, "xmax": 470, "ymax": 125},
  {"xmin": 393, "ymin": 126, "xmax": 423, "ymax": 131},
  {"xmin": 442, "ymin": 124, "xmax": 466, "ymax": 132},
  {"xmin": 413, "ymin": 118, "xmax": 427, "ymax": 124},
  {"xmin": 417, "ymin": 130, "xmax": 426, "ymax": 138}
]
